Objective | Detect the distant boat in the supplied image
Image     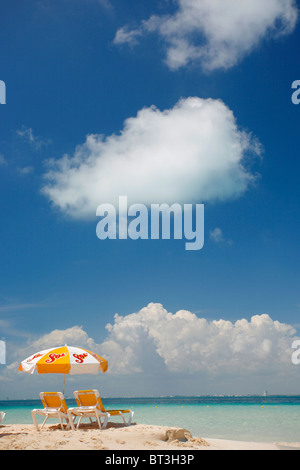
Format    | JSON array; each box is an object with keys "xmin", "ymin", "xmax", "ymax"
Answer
[{"xmin": 263, "ymin": 391, "xmax": 268, "ymax": 397}]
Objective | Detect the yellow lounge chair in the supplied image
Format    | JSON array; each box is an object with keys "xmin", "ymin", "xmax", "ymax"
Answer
[
  {"xmin": 31, "ymin": 392, "xmax": 75, "ymax": 431},
  {"xmin": 0, "ymin": 412, "xmax": 5, "ymax": 424},
  {"xmin": 67, "ymin": 389, "xmax": 134, "ymax": 430}
]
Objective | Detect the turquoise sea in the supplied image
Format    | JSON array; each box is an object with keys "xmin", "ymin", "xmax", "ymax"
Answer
[{"xmin": 1, "ymin": 396, "xmax": 300, "ymax": 444}]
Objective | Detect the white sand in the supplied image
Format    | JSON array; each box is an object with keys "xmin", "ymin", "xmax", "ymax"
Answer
[{"xmin": 0, "ymin": 422, "xmax": 280, "ymax": 450}]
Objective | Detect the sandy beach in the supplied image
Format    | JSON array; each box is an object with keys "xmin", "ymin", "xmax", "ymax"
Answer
[{"xmin": 0, "ymin": 422, "xmax": 281, "ymax": 450}]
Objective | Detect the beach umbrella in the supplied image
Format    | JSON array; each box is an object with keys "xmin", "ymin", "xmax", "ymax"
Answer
[{"xmin": 18, "ymin": 345, "xmax": 108, "ymax": 394}]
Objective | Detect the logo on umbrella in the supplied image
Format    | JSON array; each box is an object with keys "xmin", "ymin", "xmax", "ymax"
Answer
[
  {"xmin": 73, "ymin": 353, "xmax": 88, "ymax": 363},
  {"xmin": 27, "ymin": 353, "xmax": 43, "ymax": 363},
  {"xmin": 45, "ymin": 352, "xmax": 68, "ymax": 364}
]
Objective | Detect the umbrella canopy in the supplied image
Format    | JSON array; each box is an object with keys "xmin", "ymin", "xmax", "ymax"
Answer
[{"xmin": 19, "ymin": 345, "xmax": 108, "ymax": 376}]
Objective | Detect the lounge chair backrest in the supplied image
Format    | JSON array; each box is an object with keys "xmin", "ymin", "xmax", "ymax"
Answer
[
  {"xmin": 74, "ymin": 389, "xmax": 106, "ymax": 413},
  {"xmin": 40, "ymin": 392, "xmax": 68, "ymax": 414}
]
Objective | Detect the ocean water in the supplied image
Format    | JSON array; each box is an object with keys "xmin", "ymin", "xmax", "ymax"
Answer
[{"xmin": 1, "ymin": 396, "xmax": 300, "ymax": 444}]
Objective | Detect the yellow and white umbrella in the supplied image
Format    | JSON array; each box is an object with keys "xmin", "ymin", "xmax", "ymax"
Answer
[{"xmin": 19, "ymin": 345, "xmax": 108, "ymax": 393}]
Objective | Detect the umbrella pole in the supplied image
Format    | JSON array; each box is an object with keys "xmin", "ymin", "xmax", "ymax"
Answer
[{"xmin": 63, "ymin": 374, "xmax": 66, "ymax": 395}]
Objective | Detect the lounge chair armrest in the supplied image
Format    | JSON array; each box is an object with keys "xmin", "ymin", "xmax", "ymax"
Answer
[{"xmin": 68, "ymin": 406, "xmax": 98, "ymax": 412}]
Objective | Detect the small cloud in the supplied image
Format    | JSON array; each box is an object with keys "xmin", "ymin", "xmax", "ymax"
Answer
[
  {"xmin": 16, "ymin": 125, "xmax": 50, "ymax": 149},
  {"xmin": 114, "ymin": 0, "xmax": 298, "ymax": 71},
  {"xmin": 210, "ymin": 227, "xmax": 224, "ymax": 243},
  {"xmin": 16, "ymin": 126, "xmax": 35, "ymax": 144},
  {"xmin": 114, "ymin": 26, "xmax": 143, "ymax": 46},
  {"xmin": 209, "ymin": 227, "xmax": 233, "ymax": 246},
  {"xmin": 17, "ymin": 166, "xmax": 34, "ymax": 176},
  {"xmin": 210, "ymin": 227, "xmax": 233, "ymax": 246}
]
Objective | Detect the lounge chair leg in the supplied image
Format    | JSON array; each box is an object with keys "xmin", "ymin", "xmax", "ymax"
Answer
[
  {"xmin": 67, "ymin": 413, "xmax": 76, "ymax": 431},
  {"xmin": 127, "ymin": 411, "xmax": 134, "ymax": 426},
  {"xmin": 70, "ymin": 415, "xmax": 76, "ymax": 431},
  {"xmin": 102, "ymin": 414, "xmax": 109, "ymax": 429},
  {"xmin": 95, "ymin": 412, "xmax": 102, "ymax": 429},
  {"xmin": 65, "ymin": 417, "xmax": 72, "ymax": 430},
  {"xmin": 41, "ymin": 415, "xmax": 48, "ymax": 429},
  {"xmin": 31, "ymin": 411, "xmax": 39, "ymax": 431},
  {"xmin": 76, "ymin": 415, "xmax": 83, "ymax": 429},
  {"xmin": 58, "ymin": 414, "xmax": 64, "ymax": 430}
]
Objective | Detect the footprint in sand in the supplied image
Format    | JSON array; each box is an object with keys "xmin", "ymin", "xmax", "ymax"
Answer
[{"xmin": 116, "ymin": 439, "xmax": 126, "ymax": 444}]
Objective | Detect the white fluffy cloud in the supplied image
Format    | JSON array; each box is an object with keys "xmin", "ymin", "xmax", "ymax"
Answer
[
  {"xmin": 114, "ymin": 0, "xmax": 298, "ymax": 71},
  {"xmin": 42, "ymin": 97, "xmax": 261, "ymax": 218},
  {"xmin": 9, "ymin": 304, "xmax": 298, "ymax": 376},
  {"xmin": 100, "ymin": 303, "xmax": 298, "ymax": 376},
  {"xmin": 4, "ymin": 303, "xmax": 299, "ymax": 395}
]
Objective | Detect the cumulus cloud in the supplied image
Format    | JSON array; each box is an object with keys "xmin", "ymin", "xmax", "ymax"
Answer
[
  {"xmin": 114, "ymin": 0, "xmax": 298, "ymax": 71},
  {"xmin": 42, "ymin": 97, "xmax": 261, "ymax": 218},
  {"xmin": 100, "ymin": 303, "xmax": 298, "ymax": 376},
  {"xmin": 8, "ymin": 304, "xmax": 298, "ymax": 377},
  {"xmin": 4, "ymin": 303, "xmax": 299, "ymax": 395}
]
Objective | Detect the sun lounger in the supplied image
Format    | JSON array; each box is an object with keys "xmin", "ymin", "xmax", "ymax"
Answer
[
  {"xmin": 0, "ymin": 412, "xmax": 5, "ymax": 424},
  {"xmin": 31, "ymin": 392, "xmax": 75, "ymax": 431},
  {"xmin": 67, "ymin": 389, "xmax": 134, "ymax": 430}
]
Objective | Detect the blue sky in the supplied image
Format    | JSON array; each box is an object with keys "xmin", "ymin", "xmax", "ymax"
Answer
[{"xmin": 0, "ymin": 0, "xmax": 300, "ymax": 398}]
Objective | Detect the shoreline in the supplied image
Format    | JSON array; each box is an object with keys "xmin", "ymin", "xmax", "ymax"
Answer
[{"xmin": 0, "ymin": 423, "xmax": 287, "ymax": 450}]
